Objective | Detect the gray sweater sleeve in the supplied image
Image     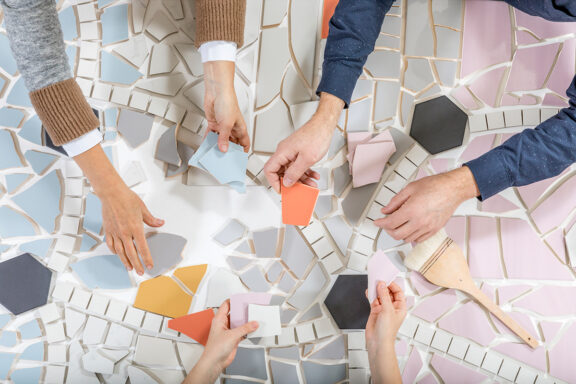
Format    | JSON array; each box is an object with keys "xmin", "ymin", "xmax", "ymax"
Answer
[{"xmin": 1, "ymin": 0, "xmax": 71, "ymax": 91}]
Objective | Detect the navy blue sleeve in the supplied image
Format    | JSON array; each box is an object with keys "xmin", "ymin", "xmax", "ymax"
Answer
[
  {"xmin": 465, "ymin": 75, "xmax": 576, "ymax": 200},
  {"xmin": 316, "ymin": 0, "xmax": 394, "ymax": 107}
]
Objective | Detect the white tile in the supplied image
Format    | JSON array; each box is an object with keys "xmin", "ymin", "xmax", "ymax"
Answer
[
  {"xmin": 92, "ymin": 82, "xmax": 112, "ymax": 101},
  {"xmin": 146, "ymin": 11, "xmax": 178, "ymax": 41},
  {"xmin": 395, "ymin": 157, "xmax": 418, "ymax": 179},
  {"xmin": 486, "ymin": 111, "xmax": 505, "ymax": 129},
  {"xmin": 134, "ymin": 335, "xmax": 179, "ymax": 366},
  {"xmin": 105, "ymin": 323, "xmax": 135, "ymax": 348},
  {"xmin": 384, "ymin": 172, "xmax": 406, "ymax": 194},
  {"xmin": 522, "ymin": 109, "xmax": 540, "ymax": 126},
  {"xmin": 65, "ymin": 307, "xmax": 86, "ymax": 338},
  {"xmin": 48, "ymin": 344, "xmax": 67, "ymax": 363},
  {"xmin": 63, "ymin": 197, "xmax": 83, "ymax": 216},
  {"xmin": 540, "ymin": 108, "xmax": 558, "ymax": 121},
  {"xmin": 321, "ymin": 253, "xmax": 343, "ymax": 274},
  {"xmin": 468, "ymin": 114, "xmax": 488, "ymax": 132},
  {"xmin": 83, "ymin": 316, "xmax": 109, "ymax": 345},
  {"xmin": 414, "ymin": 325, "xmax": 435, "ymax": 345},
  {"xmin": 147, "ymin": 97, "xmax": 169, "ymax": 117},
  {"xmin": 347, "ymin": 332, "xmax": 366, "ymax": 350},
  {"xmin": 358, "ymin": 219, "xmax": 379, "ymax": 239},
  {"xmin": 311, "ymin": 237, "xmax": 333, "ymax": 258},
  {"xmin": 349, "ymin": 350, "xmax": 369, "ymax": 368},
  {"xmin": 129, "ymin": 91, "xmax": 150, "ymax": 111},
  {"xmin": 481, "ymin": 352, "xmax": 503, "ymax": 374},
  {"xmin": 141, "ymin": 312, "xmax": 163, "ymax": 333},
  {"xmin": 366, "ymin": 202, "xmax": 384, "ymax": 220},
  {"xmin": 111, "ymin": 87, "xmax": 131, "ymax": 105},
  {"xmin": 182, "ymin": 112, "xmax": 204, "ymax": 133},
  {"xmin": 405, "ymin": 144, "xmax": 428, "ymax": 165},
  {"xmin": 447, "ymin": 338, "xmax": 469, "ymax": 359},
  {"xmin": 161, "ymin": 318, "xmax": 179, "ymax": 337},
  {"xmin": 504, "ymin": 110, "xmax": 523, "ymax": 127},
  {"xmin": 87, "ymin": 294, "xmax": 109, "ymax": 316},
  {"xmin": 314, "ymin": 318, "xmax": 336, "ymax": 339},
  {"xmin": 516, "ymin": 368, "xmax": 538, "ymax": 384},
  {"xmin": 65, "ymin": 161, "xmax": 84, "ymax": 178},
  {"xmin": 248, "ymin": 304, "xmax": 281, "ymax": 338},
  {"xmin": 45, "ymin": 365, "xmax": 66, "ymax": 384},
  {"xmin": 80, "ymin": 41, "xmax": 99, "ymax": 60},
  {"xmin": 430, "ymin": 330, "xmax": 452, "ymax": 352},
  {"xmin": 353, "ymin": 235, "xmax": 374, "ymax": 256},
  {"xmin": 77, "ymin": 3, "xmax": 97, "ymax": 21},
  {"xmin": 60, "ymin": 216, "xmax": 80, "ymax": 235},
  {"xmin": 76, "ymin": 78, "xmax": 94, "ymax": 97},
  {"xmin": 296, "ymin": 323, "xmax": 316, "ymax": 343},
  {"xmin": 106, "ymin": 300, "xmax": 127, "ymax": 322},
  {"xmin": 301, "ymin": 221, "xmax": 324, "ymax": 243},
  {"xmin": 65, "ymin": 179, "xmax": 84, "ymax": 196},
  {"xmin": 277, "ymin": 327, "xmax": 296, "ymax": 345},
  {"xmin": 55, "ymin": 235, "xmax": 77, "ymax": 254},
  {"xmin": 464, "ymin": 344, "xmax": 485, "ymax": 366},
  {"xmin": 534, "ymin": 375, "xmax": 554, "ymax": 384},
  {"xmin": 48, "ymin": 252, "xmax": 69, "ymax": 273},
  {"xmin": 399, "ymin": 316, "xmax": 419, "ymax": 338},
  {"xmin": 45, "ymin": 322, "xmax": 66, "ymax": 343},
  {"xmin": 52, "ymin": 282, "xmax": 74, "ymax": 302},
  {"xmin": 124, "ymin": 307, "xmax": 145, "ymax": 328},
  {"xmin": 82, "ymin": 350, "xmax": 114, "ymax": 374},
  {"xmin": 39, "ymin": 303, "xmax": 60, "ymax": 324},
  {"xmin": 349, "ymin": 368, "xmax": 369, "ymax": 384},
  {"xmin": 499, "ymin": 360, "xmax": 520, "ymax": 382},
  {"xmin": 77, "ymin": 59, "xmax": 98, "ymax": 78},
  {"xmin": 348, "ymin": 251, "xmax": 369, "ymax": 272},
  {"xmin": 165, "ymin": 104, "xmax": 186, "ymax": 124},
  {"xmin": 375, "ymin": 186, "xmax": 395, "ymax": 205},
  {"xmin": 70, "ymin": 288, "xmax": 92, "ymax": 309}
]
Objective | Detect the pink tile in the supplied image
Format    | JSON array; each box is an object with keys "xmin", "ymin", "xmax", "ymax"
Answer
[
  {"xmin": 500, "ymin": 218, "xmax": 571, "ymax": 280},
  {"xmin": 544, "ymin": 228, "xmax": 566, "ymax": 262},
  {"xmin": 451, "ymin": 86, "xmax": 479, "ymax": 110},
  {"xmin": 530, "ymin": 175, "xmax": 576, "ymax": 234},
  {"xmin": 479, "ymin": 194, "xmax": 519, "ymax": 213},
  {"xmin": 547, "ymin": 39, "xmax": 576, "ymax": 97},
  {"xmin": 515, "ymin": 9, "xmax": 576, "ymax": 41},
  {"xmin": 346, "ymin": 132, "xmax": 373, "ymax": 168},
  {"xmin": 501, "ymin": 93, "xmax": 539, "ymax": 106},
  {"xmin": 428, "ymin": 158, "xmax": 453, "ymax": 175},
  {"xmin": 445, "ymin": 216, "xmax": 466, "ymax": 251},
  {"xmin": 367, "ymin": 251, "xmax": 400, "ymax": 303},
  {"xmin": 401, "ymin": 348, "xmax": 422, "ymax": 384},
  {"xmin": 498, "ymin": 285, "xmax": 532, "ymax": 304},
  {"xmin": 352, "ymin": 141, "xmax": 396, "ymax": 187},
  {"xmin": 461, "ymin": 0, "xmax": 511, "ymax": 78},
  {"xmin": 414, "ymin": 167, "xmax": 429, "ymax": 181},
  {"xmin": 469, "ymin": 67, "xmax": 506, "ymax": 107},
  {"xmin": 543, "ymin": 93, "xmax": 569, "ymax": 107},
  {"xmin": 459, "ymin": 134, "xmax": 496, "ymax": 165},
  {"xmin": 491, "ymin": 311, "xmax": 540, "ymax": 342},
  {"xmin": 431, "ymin": 354, "xmax": 487, "ymax": 384},
  {"xmin": 410, "ymin": 272, "xmax": 439, "ymax": 296},
  {"xmin": 500, "ymin": 133, "xmax": 515, "ymax": 144},
  {"xmin": 417, "ymin": 374, "xmax": 438, "ymax": 384},
  {"xmin": 514, "ymin": 286, "xmax": 576, "ymax": 316},
  {"xmin": 412, "ymin": 289, "xmax": 458, "ymax": 322},
  {"xmin": 230, "ymin": 292, "xmax": 272, "ymax": 329},
  {"xmin": 395, "ymin": 339, "xmax": 408, "ymax": 357},
  {"xmin": 516, "ymin": 30, "xmax": 540, "ymax": 45},
  {"xmin": 468, "ymin": 217, "xmax": 504, "ymax": 279},
  {"xmin": 549, "ymin": 323, "xmax": 576, "ymax": 383},
  {"xmin": 481, "ymin": 283, "xmax": 496, "ymax": 302},
  {"xmin": 493, "ymin": 342, "xmax": 546, "ymax": 371},
  {"xmin": 540, "ymin": 320, "xmax": 563, "ymax": 343},
  {"xmin": 506, "ymin": 43, "xmax": 559, "ymax": 92},
  {"xmin": 438, "ymin": 302, "xmax": 497, "ymax": 346},
  {"xmin": 516, "ymin": 168, "xmax": 568, "ymax": 208}
]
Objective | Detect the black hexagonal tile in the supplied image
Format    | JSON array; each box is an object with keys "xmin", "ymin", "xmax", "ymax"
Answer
[
  {"xmin": 409, "ymin": 95, "xmax": 468, "ymax": 154},
  {"xmin": 324, "ymin": 275, "xmax": 370, "ymax": 329},
  {"xmin": 0, "ymin": 254, "xmax": 52, "ymax": 315}
]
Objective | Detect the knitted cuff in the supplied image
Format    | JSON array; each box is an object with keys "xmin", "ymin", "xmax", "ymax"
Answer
[
  {"xmin": 29, "ymin": 78, "xmax": 100, "ymax": 146},
  {"xmin": 195, "ymin": 0, "xmax": 246, "ymax": 48}
]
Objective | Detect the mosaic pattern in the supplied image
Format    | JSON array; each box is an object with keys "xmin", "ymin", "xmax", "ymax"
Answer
[{"xmin": 0, "ymin": 0, "xmax": 575, "ymax": 383}]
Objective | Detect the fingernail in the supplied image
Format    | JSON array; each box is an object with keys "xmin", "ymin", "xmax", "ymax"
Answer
[
  {"xmin": 138, "ymin": 271, "xmax": 143, "ymax": 276},
  {"xmin": 222, "ymin": 144, "xmax": 228, "ymax": 152},
  {"xmin": 283, "ymin": 178, "xmax": 293, "ymax": 187},
  {"xmin": 157, "ymin": 219, "xmax": 165, "ymax": 225},
  {"xmin": 147, "ymin": 264, "xmax": 153, "ymax": 270}
]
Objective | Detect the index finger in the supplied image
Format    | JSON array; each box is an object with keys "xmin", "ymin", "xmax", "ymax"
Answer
[
  {"xmin": 263, "ymin": 155, "xmax": 285, "ymax": 193},
  {"xmin": 134, "ymin": 229, "xmax": 153, "ymax": 270}
]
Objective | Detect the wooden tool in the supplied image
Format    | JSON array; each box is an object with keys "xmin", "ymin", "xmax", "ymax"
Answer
[{"xmin": 405, "ymin": 229, "xmax": 539, "ymax": 349}]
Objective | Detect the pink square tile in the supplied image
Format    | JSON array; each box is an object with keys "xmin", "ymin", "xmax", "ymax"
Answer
[
  {"xmin": 352, "ymin": 141, "xmax": 396, "ymax": 187},
  {"xmin": 438, "ymin": 302, "xmax": 497, "ymax": 346},
  {"xmin": 468, "ymin": 217, "xmax": 503, "ymax": 279},
  {"xmin": 230, "ymin": 293, "xmax": 272, "ymax": 329},
  {"xmin": 367, "ymin": 250, "xmax": 400, "ymax": 303}
]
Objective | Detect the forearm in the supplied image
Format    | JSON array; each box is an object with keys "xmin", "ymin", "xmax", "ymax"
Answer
[
  {"xmin": 369, "ymin": 343, "xmax": 402, "ymax": 384},
  {"xmin": 312, "ymin": 92, "xmax": 345, "ymax": 131},
  {"xmin": 203, "ymin": 61, "xmax": 235, "ymax": 101},
  {"xmin": 73, "ymin": 145, "xmax": 127, "ymax": 198},
  {"xmin": 184, "ymin": 356, "xmax": 222, "ymax": 384}
]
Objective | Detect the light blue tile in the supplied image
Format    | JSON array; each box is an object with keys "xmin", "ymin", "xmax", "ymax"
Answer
[
  {"xmin": 71, "ymin": 254, "xmax": 131, "ymax": 289},
  {"xmin": 19, "ymin": 320, "xmax": 41, "ymax": 339},
  {"xmin": 104, "ymin": 131, "xmax": 117, "ymax": 141},
  {"xmin": 0, "ymin": 353, "xmax": 15, "ymax": 379},
  {"xmin": 101, "ymin": 51, "xmax": 142, "ymax": 85},
  {"xmin": 80, "ymin": 234, "xmax": 98, "ymax": 252},
  {"xmin": 189, "ymin": 131, "xmax": 218, "ymax": 168},
  {"xmin": 12, "ymin": 170, "xmax": 62, "ymax": 233},
  {"xmin": 66, "ymin": 45, "xmax": 77, "ymax": 73},
  {"xmin": 6, "ymin": 78, "xmax": 32, "ymax": 108},
  {"xmin": 0, "ymin": 331, "xmax": 17, "ymax": 347},
  {"xmin": 0, "ymin": 314, "xmax": 10, "ymax": 328},
  {"xmin": 98, "ymin": 0, "xmax": 116, "ymax": 7},
  {"xmin": 5, "ymin": 174, "xmax": 29, "ymax": 194},
  {"xmin": 101, "ymin": 4, "xmax": 129, "ymax": 45},
  {"xmin": 0, "ymin": 206, "xmax": 36, "ymax": 237},
  {"xmin": 105, "ymin": 108, "xmax": 118, "ymax": 127},
  {"xmin": 0, "ymin": 108, "xmax": 24, "ymax": 128},
  {"xmin": 84, "ymin": 193, "xmax": 103, "ymax": 235},
  {"xmin": 17, "ymin": 116, "xmax": 42, "ymax": 145},
  {"xmin": 24, "ymin": 151, "xmax": 58, "ymax": 175},
  {"xmin": 20, "ymin": 342, "xmax": 44, "ymax": 361},
  {"xmin": 0, "ymin": 34, "xmax": 18, "ymax": 74},
  {"xmin": 19, "ymin": 239, "xmax": 52, "ymax": 259},
  {"xmin": 11, "ymin": 367, "xmax": 42, "ymax": 384},
  {"xmin": 58, "ymin": 6, "xmax": 78, "ymax": 41},
  {"xmin": 0, "ymin": 130, "xmax": 24, "ymax": 170},
  {"xmin": 0, "ymin": 245, "xmax": 9, "ymax": 254}
]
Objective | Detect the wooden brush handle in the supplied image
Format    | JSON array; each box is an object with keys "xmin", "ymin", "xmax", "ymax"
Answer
[{"xmin": 466, "ymin": 286, "xmax": 539, "ymax": 349}]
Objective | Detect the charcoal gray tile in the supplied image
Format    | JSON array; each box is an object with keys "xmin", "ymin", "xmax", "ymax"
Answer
[{"xmin": 324, "ymin": 275, "xmax": 370, "ymax": 329}]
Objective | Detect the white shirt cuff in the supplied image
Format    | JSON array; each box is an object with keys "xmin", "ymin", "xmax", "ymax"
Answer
[
  {"xmin": 62, "ymin": 129, "xmax": 103, "ymax": 158},
  {"xmin": 199, "ymin": 41, "xmax": 237, "ymax": 63}
]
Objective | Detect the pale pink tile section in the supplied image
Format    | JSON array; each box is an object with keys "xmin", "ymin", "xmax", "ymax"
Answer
[
  {"xmin": 498, "ymin": 285, "xmax": 531, "ymax": 304},
  {"xmin": 469, "ymin": 67, "xmax": 506, "ymax": 107},
  {"xmin": 491, "ymin": 311, "xmax": 540, "ymax": 342},
  {"xmin": 414, "ymin": 167, "xmax": 429, "ymax": 181},
  {"xmin": 514, "ymin": 286, "xmax": 576, "ymax": 316},
  {"xmin": 530, "ymin": 175, "xmax": 576, "ymax": 233},
  {"xmin": 451, "ymin": 86, "xmax": 479, "ymax": 110},
  {"xmin": 516, "ymin": 30, "xmax": 540, "ymax": 45},
  {"xmin": 493, "ymin": 342, "xmax": 546, "ymax": 371},
  {"xmin": 445, "ymin": 216, "xmax": 466, "ymax": 251},
  {"xmin": 459, "ymin": 134, "xmax": 496, "ymax": 164},
  {"xmin": 468, "ymin": 217, "xmax": 503, "ymax": 279},
  {"xmin": 501, "ymin": 93, "xmax": 539, "ymax": 106},
  {"xmin": 500, "ymin": 133, "xmax": 515, "ymax": 144},
  {"xmin": 431, "ymin": 354, "xmax": 487, "ymax": 384},
  {"xmin": 230, "ymin": 292, "xmax": 272, "ymax": 328},
  {"xmin": 544, "ymin": 228, "xmax": 566, "ymax": 262},
  {"xmin": 418, "ymin": 374, "xmax": 439, "ymax": 384},
  {"xmin": 481, "ymin": 283, "xmax": 496, "ymax": 302},
  {"xmin": 428, "ymin": 158, "xmax": 453, "ymax": 175},
  {"xmin": 500, "ymin": 218, "xmax": 572, "ymax": 280},
  {"xmin": 543, "ymin": 93, "xmax": 569, "ymax": 107},
  {"xmin": 550, "ymin": 323, "xmax": 576, "ymax": 383},
  {"xmin": 367, "ymin": 251, "xmax": 400, "ymax": 303},
  {"xmin": 516, "ymin": 169, "xmax": 568, "ymax": 208},
  {"xmin": 480, "ymin": 194, "xmax": 519, "ymax": 213},
  {"xmin": 506, "ymin": 44, "xmax": 559, "ymax": 92},
  {"xmin": 412, "ymin": 290, "xmax": 458, "ymax": 322},
  {"xmin": 401, "ymin": 348, "xmax": 422, "ymax": 384},
  {"xmin": 547, "ymin": 39, "xmax": 576, "ymax": 97},
  {"xmin": 352, "ymin": 141, "xmax": 396, "ymax": 187},
  {"xmin": 515, "ymin": 9, "xmax": 576, "ymax": 40},
  {"xmin": 540, "ymin": 320, "xmax": 563, "ymax": 343},
  {"xmin": 395, "ymin": 339, "xmax": 408, "ymax": 356},
  {"xmin": 410, "ymin": 272, "xmax": 439, "ymax": 296},
  {"xmin": 438, "ymin": 302, "xmax": 497, "ymax": 346},
  {"xmin": 461, "ymin": 0, "xmax": 511, "ymax": 78}
]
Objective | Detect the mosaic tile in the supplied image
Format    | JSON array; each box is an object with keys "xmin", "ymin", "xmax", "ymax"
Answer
[
  {"xmin": 256, "ymin": 27, "xmax": 290, "ymax": 107},
  {"xmin": 226, "ymin": 347, "xmax": 268, "ymax": 380},
  {"xmin": 288, "ymin": 263, "xmax": 326, "ymax": 310},
  {"xmin": 324, "ymin": 275, "xmax": 370, "ymax": 330},
  {"xmin": 0, "ymin": 206, "xmax": 36, "ymax": 237},
  {"xmin": 134, "ymin": 276, "xmax": 192, "ymax": 318},
  {"xmin": 0, "ymin": 130, "xmax": 25, "ymax": 170},
  {"xmin": 144, "ymin": 232, "xmax": 186, "ymax": 277},
  {"xmin": 101, "ymin": 51, "xmax": 143, "ymax": 85},
  {"xmin": 302, "ymin": 361, "xmax": 346, "ymax": 384},
  {"xmin": 205, "ymin": 268, "xmax": 247, "ymax": 307},
  {"xmin": 101, "ymin": 4, "xmax": 129, "ymax": 45},
  {"xmin": 71, "ymin": 255, "xmax": 132, "ymax": 289},
  {"xmin": 431, "ymin": 354, "xmax": 486, "ymax": 383},
  {"xmin": 20, "ymin": 342, "xmax": 44, "ymax": 361},
  {"xmin": 7, "ymin": 78, "xmax": 32, "ymax": 107}
]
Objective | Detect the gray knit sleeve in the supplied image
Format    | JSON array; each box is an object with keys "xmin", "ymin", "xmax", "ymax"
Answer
[{"xmin": 0, "ymin": 0, "xmax": 72, "ymax": 92}]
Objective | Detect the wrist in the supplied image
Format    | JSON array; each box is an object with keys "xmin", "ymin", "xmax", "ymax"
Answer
[
  {"xmin": 449, "ymin": 166, "xmax": 480, "ymax": 201},
  {"xmin": 315, "ymin": 92, "xmax": 345, "ymax": 127},
  {"xmin": 203, "ymin": 61, "xmax": 235, "ymax": 95}
]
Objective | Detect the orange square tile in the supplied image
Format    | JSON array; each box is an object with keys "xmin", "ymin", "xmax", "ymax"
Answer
[{"xmin": 281, "ymin": 179, "xmax": 320, "ymax": 226}]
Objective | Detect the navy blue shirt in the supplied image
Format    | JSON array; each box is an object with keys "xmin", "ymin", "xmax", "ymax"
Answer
[{"xmin": 317, "ymin": 0, "xmax": 576, "ymax": 200}]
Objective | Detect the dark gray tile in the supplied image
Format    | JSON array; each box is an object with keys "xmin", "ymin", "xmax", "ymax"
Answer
[
  {"xmin": 269, "ymin": 346, "xmax": 299, "ymax": 360},
  {"xmin": 253, "ymin": 228, "xmax": 279, "ymax": 258},
  {"xmin": 270, "ymin": 360, "xmax": 300, "ymax": 384},
  {"xmin": 225, "ymin": 347, "xmax": 267, "ymax": 380},
  {"xmin": 324, "ymin": 275, "xmax": 370, "ymax": 329},
  {"xmin": 302, "ymin": 361, "xmax": 346, "ymax": 384}
]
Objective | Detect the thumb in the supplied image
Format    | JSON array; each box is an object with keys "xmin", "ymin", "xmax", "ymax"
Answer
[
  {"xmin": 231, "ymin": 321, "xmax": 259, "ymax": 339},
  {"xmin": 283, "ymin": 156, "xmax": 311, "ymax": 188},
  {"xmin": 141, "ymin": 203, "xmax": 164, "ymax": 227},
  {"xmin": 381, "ymin": 190, "xmax": 410, "ymax": 214},
  {"xmin": 217, "ymin": 128, "xmax": 231, "ymax": 153},
  {"xmin": 377, "ymin": 281, "xmax": 393, "ymax": 312}
]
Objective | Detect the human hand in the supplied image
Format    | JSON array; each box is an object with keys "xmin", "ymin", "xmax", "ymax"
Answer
[
  {"xmin": 375, "ymin": 166, "xmax": 479, "ymax": 243},
  {"xmin": 264, "ymin": 92, "xmax": 344, "ymax": 193},
  {"xmin": 204, "ymin": 61, "xmax": 249, "ymax": 153}
]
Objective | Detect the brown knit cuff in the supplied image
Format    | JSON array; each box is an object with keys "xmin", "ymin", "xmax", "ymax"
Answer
[
  {"xmin": 195, "ymin": 0, "xmax": 246, "ymax": 48},
  {"xmin": 29, "ymin": 78, "xmax": 100, "ymax": 146}
]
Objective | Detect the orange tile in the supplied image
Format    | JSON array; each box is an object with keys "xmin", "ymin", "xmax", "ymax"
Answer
[
  {"xmin": 322, "ymin": 0, "xmax": 340, "ymax": 39},
  {"xmin": 134, "ymin": 276, "xmax": 192, "ymax": 319},
  {"xmin": 281, "ymin": 179, "xmax": 320, "ymax": 226},
  {"xmin": 173, "ymin": 264, "xmax": 208, "ymax": 293},
  {"xmin": 168, "ymin": 309, "xmax": 214, "ymax": 346}
]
